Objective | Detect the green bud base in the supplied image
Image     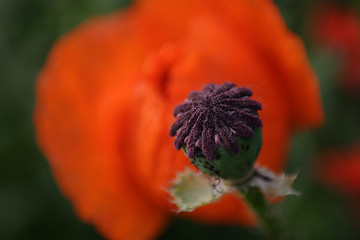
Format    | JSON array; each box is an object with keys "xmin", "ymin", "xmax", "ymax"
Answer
[{"xmin": 185, "ymin": 127, "xmax": 262, "ymax": 179}]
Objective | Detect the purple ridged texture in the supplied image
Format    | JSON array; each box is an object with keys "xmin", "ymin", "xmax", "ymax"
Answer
[{"xmin": 170, "ymin": 82, "xmax": 262, "ymax": 161}]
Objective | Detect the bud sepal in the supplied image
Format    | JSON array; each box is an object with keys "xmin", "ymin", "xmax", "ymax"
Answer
[{"xmin": 169, "ymin": 166, "xmax": 299, "ymax": 213}]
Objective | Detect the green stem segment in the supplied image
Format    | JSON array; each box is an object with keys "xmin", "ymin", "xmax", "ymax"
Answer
[{"xmin": 238, "ymin": 187, "xmax": 293, "ymax": 240}]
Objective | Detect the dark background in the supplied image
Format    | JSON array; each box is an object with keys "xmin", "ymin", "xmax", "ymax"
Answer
[{"xmin": 1, "ymin": 0, "xmax": 360, "ymax": 239}]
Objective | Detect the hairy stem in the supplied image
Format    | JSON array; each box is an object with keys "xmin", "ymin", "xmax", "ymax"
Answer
[{"xmin": 238, "ymin": 187, "xmax": 293, "ymax": 240}]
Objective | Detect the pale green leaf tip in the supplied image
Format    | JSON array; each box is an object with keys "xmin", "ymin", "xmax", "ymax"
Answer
[
  {"xmin": 247, "ymin": 167, "xmax": 300, "ymax": 198},
  {"xmin": 169, "ymin": 168, "xmax": 226, "ymax": 212}
]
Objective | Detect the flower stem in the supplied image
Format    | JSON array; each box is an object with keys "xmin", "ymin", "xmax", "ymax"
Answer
[{"xmin": 238, "ymin": 187, "xmax": 293, "ymax": 240}]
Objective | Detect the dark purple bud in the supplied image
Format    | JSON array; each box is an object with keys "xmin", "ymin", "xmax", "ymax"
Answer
[{"xmin": 170, "ymin": 82, "xmax": 262, "ymax": 162}]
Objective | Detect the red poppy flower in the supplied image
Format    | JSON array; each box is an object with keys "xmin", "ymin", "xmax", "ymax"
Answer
[
  {"xmin": 310, "ymin": 3, "xmax": 360, "ymax": 93},
  {"xmin": 320, "ymin": 144, "xmax": 360, "ymax": 196},
  {"xmin": 319, "ymin": 144, "xmax": 360, "ymax": 220},
  {"xmin": 34, "ymin": 0, "xmax": 323, "ymax": 239}
]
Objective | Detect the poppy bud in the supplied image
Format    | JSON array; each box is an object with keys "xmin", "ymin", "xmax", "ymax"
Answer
[{"xmin": 170, "ymin": 82, "xmax": 262, "ymax": 179}]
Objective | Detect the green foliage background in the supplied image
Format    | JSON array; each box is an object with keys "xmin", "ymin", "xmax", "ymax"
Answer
[{"xmin": 1, "ymin": 0, "xmax": 360, "ymax": 239}]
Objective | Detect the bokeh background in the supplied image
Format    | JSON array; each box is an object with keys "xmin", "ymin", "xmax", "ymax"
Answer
[{"xmin": 1, "ymin": 0, "xmax": 360, "ymax": 239}]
